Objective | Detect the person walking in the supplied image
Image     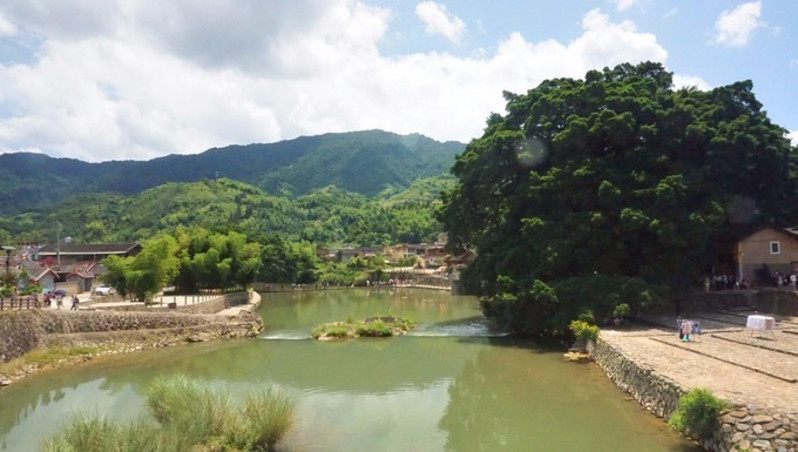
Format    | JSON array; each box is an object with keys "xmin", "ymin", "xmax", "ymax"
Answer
[
  {"xmin": 70, "ymin": 295, "xmax": 79, "ymax": 310},
  {"xmin": 56, "ymin": 294, "xmax": 63, "ymax": 310}
]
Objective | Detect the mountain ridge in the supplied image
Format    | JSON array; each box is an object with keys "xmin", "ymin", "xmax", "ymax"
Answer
[{"xmin": 0, "ymin": 129, "xmax": 464, "ymax": 213}]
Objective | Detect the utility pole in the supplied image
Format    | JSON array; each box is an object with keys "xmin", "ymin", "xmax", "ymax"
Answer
[
  {"xmin": 2, "ymin": 245, "xmax": 14, "ymax": 282},
  {"xmin": 56, "ymin": 221, "xmax": 62, "ymax": 268}
]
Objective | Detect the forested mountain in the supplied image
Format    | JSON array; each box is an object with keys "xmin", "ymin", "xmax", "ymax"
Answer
[
  {"xmin": 0, "ymin": 176, "xmax": 455, "ymax": 247},
  {"xmin": 0, "ymin": 130, "xmax": 463, "ymax": 214}
]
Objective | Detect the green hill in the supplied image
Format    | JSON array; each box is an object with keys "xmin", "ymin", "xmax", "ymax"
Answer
[
  {"xmin": 0, "ymin": 130, "xmax": 463, "ymax": 214},
  {"xmin": 0, "ymin": 178, "xmax": 446, "ymax": 247}
]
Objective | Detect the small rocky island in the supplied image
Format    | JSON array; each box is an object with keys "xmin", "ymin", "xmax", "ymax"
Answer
[{"xmin": 312, "ymin": 316, "xmax": 415, "ymax": 340}]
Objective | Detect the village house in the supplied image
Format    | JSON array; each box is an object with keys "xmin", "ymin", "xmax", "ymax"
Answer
[
  {"xmin": 18, "ymin": 242, "xmax": 142, "ymax": 294},
  {"xmin": 335, "ymin": 246, "xmax": 384, "ymax": 263},
  {"xmin": 736, "ymin": 226, "xmax": 798, "ymax": 286}
]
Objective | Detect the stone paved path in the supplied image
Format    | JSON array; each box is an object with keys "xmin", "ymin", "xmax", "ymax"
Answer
[{"xmin": 601, "ymin": 312, "xmax": 798, "ymax": 413}]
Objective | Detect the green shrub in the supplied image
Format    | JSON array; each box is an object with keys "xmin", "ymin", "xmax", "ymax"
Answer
[
  {"xmin": 668, "ymin": 388, "xmax": 729, "ymax": 440},
  {"xmin": 613, "ymin": 303, "xmax": 631, "ymax": 318},
  {"xmin": 568, "ymin": 319, "xmax": 599, "ymax": 342}
]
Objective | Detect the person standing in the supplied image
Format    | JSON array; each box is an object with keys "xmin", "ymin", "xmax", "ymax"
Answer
[
  {"xmin": 56, "ymin": 294, "xmax": 63, "ymax": 310},
  {"xmin": 70, "ymin": 295, "xmax": 79, "ymax": 310}
]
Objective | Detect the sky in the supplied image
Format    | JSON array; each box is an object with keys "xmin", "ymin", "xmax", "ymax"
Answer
[{"xmin": 0, "ymin": 0, "xmax": 796, "ymax": 163}]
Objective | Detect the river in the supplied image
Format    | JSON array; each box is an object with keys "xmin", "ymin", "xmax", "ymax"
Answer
[{"xmin": 0, "ymin": 288, "xmax": 700, "ymax": 451}]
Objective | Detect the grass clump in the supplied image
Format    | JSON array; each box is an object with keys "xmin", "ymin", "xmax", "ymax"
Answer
[
  {"xmin": 355, "ymin": 319, "xmax": 393, "ymax": 337},
  {"xmin": 312, "ymin": 316, "xmax": 415, "ymax": 340},
  {"xmin": 668, "ymin": 388, "xmax": 729, "ymax": 441},
  {"xmin": 312, "ymin": 322, "xmax": 352, "ymax": 339},
  {"xmin": 239, "ymin": 387, "xmax": 296, "ymax": 449},
  {"xmin": 42, "ymin": 374, "xmax": 295, "ymax": 452}
]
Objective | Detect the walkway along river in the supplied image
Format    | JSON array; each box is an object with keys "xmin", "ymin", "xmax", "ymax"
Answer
[{"xmin": 591, "ymin": 312, "xmax": 798, "ymax": 452}]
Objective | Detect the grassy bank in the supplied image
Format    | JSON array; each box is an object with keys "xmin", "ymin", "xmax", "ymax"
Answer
[{"xmin": 0, "ymin": 345, "xmax": 103, "ymax": 380}]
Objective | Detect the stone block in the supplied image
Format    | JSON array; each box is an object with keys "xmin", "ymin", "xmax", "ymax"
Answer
[
  {"xmin": 765, "ymin": 421, "xmax": 783, "ymax": 432},
  {"xmin": 753, "ymin": 415, "xmax": 776, "ymax": 424}
]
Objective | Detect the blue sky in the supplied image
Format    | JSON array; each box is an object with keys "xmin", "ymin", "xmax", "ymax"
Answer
[{"xmin": 0, "ymin": 0, "xmax": 795, "ymax": 162}]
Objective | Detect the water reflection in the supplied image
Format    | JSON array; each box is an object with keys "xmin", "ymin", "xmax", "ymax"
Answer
[
  {"xmin": 439, "ymin": 338, "xmax": 702, "ymax": 452},
  {"xmin": 0, "ymin": 289, "xmax": 700, "ymax": 452}
]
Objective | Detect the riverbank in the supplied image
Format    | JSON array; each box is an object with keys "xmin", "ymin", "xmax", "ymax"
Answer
[
  {"xmin": 0, "ymin": 291, "xmax": 262, "ymax": 387},
  {"xmin": 590, "ymin": 311, "xmax": 798, "ymax": 451}
]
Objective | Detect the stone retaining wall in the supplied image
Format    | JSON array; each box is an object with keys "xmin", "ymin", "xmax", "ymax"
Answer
[
  {"xmin": 1, "ymin": 289, "xmax": 261, "ymax": 364},
  {"xmin": 588, "ymin": 338, "xmax": 683, "ymax": 419},
  {"xmin": 683, "ymin": 290, "xmax": 798, "ymax": 316},
  {"xmin": 0, "ymin": 311, "xmax": 43, "ymax": 362},
  {"xmin": 0, "ymin": 310, "xmax": 232, "ymax": 362},
  {"xmin": 590, "ymin": 338, "xmax": 798, "ymax": 451}
]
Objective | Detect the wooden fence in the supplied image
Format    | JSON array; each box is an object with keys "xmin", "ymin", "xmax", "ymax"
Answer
[{"xmin": 0, "ymin": 295, "xmax": 40, "ymax": 310}]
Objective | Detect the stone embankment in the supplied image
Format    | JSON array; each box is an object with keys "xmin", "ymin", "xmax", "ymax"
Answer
[
  {"xmin": 0, "ymin": 291, "xmax": 262, "ymax": 386},
  {"xmin": 590, "ymin": 322, "xmax": 798, "ymax": 452}
]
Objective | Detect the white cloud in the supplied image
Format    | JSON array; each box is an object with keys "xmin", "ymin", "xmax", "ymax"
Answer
[
  {"xmin": 572, "ymin": 9, "xmax": 667, "ymax": 69},
  {"xmin": 415, "ymin": 1, "xmax": 465, "ymax": 44},
  {"xmin": 672, "ymin": 74, "xmax": 711, "ymax": 91},
  {"xmin": 0, "ymin": 3, "xmax": 672, "ymax": 162},
  {"xmin": 789, "ymin": 130, "xmax": 798, "ymax": 147},
  {"xmin": 613, "ymin": 0, "xmax": 637, "ymax": 12},
  {"xmin": 0, "ymin": 11, "xmax": 16, "ymax": 35},
  {"xmin": 713, "ymin": 1, "xmax": 764, "ymax": 47}
]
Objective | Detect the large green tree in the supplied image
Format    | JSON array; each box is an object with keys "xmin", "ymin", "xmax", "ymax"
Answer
[
  {"xmin": 441, "ymin": 62, "xmax": 797, "ymax": 336},
  {"xmin": 173, "ymin": 227, "xmax": 262, "ymax": 293},
  {"xmin": 102, "ymin": 234, "xmax": 181, "ymax": 302}
]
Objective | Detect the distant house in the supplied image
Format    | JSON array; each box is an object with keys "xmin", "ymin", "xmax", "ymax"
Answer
[
  {"xmin": 14, "ymin": 242, "xmax": 141, "ymax": 294},
  {"xmin": 35, "ymin": 242, "xmax": 141, "ymax": 264},
  {"xmin": 445, "ymin": 249, "xmax": 476, "ymax": 267},
  {"xmin": 17, "ymin": 263, "xmax": 59, "ymax": 293},
  {"xmin": 736, "ymin": 226, "xmax": 798, "ymax": 285},
  {"xmin": 335, "ymin": 246, "xmax": 384, "ymax": 263}
]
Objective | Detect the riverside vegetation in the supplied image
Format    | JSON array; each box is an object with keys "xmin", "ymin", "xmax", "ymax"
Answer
[
  {"xmin": 312, "ymin": 316, "xmax": 415, "ymax": 340},
  {"xmin": 668, "ymin": 388, "xmax": 730, "ymax": 442},
  {"xmin": 43, "ymin": 374, "xmax": 295, "ymax": 452}
]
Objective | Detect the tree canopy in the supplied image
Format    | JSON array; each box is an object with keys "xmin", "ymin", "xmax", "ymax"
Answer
[{"xmin": 441, "ymin": 62, "xmax": 798, "ymax": 336}]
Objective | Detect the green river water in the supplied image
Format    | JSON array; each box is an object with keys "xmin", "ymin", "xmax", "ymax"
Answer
[{"xmin": 0, "ymin": 288, "xmax": 700, "ymax": 451}]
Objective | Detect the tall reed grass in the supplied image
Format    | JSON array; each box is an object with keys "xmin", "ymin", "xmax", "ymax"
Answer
[{"xmin": 42, "ymin": 374, "xmax": 295, "ymax": 452}]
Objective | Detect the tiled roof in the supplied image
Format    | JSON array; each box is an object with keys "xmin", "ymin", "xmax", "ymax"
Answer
[{"xmin": 37, "ymin": 242, "xmax": 141, "ymax": 256}]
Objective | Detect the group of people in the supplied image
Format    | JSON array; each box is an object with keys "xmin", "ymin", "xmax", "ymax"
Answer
[
  {"xmin": 0, "ymin": 291, "xmax": 79, "ymax": 310},
  {"xmin": 703, "ymin": 274, "xmax": 749, "ymax": 291},
  {"xmin": 772, "ymin": 271, "xmax": 798, "ymax": 290},
  {"xmin": 38, "ymin": 292, "xmax": 80, "ymax": 310}
]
